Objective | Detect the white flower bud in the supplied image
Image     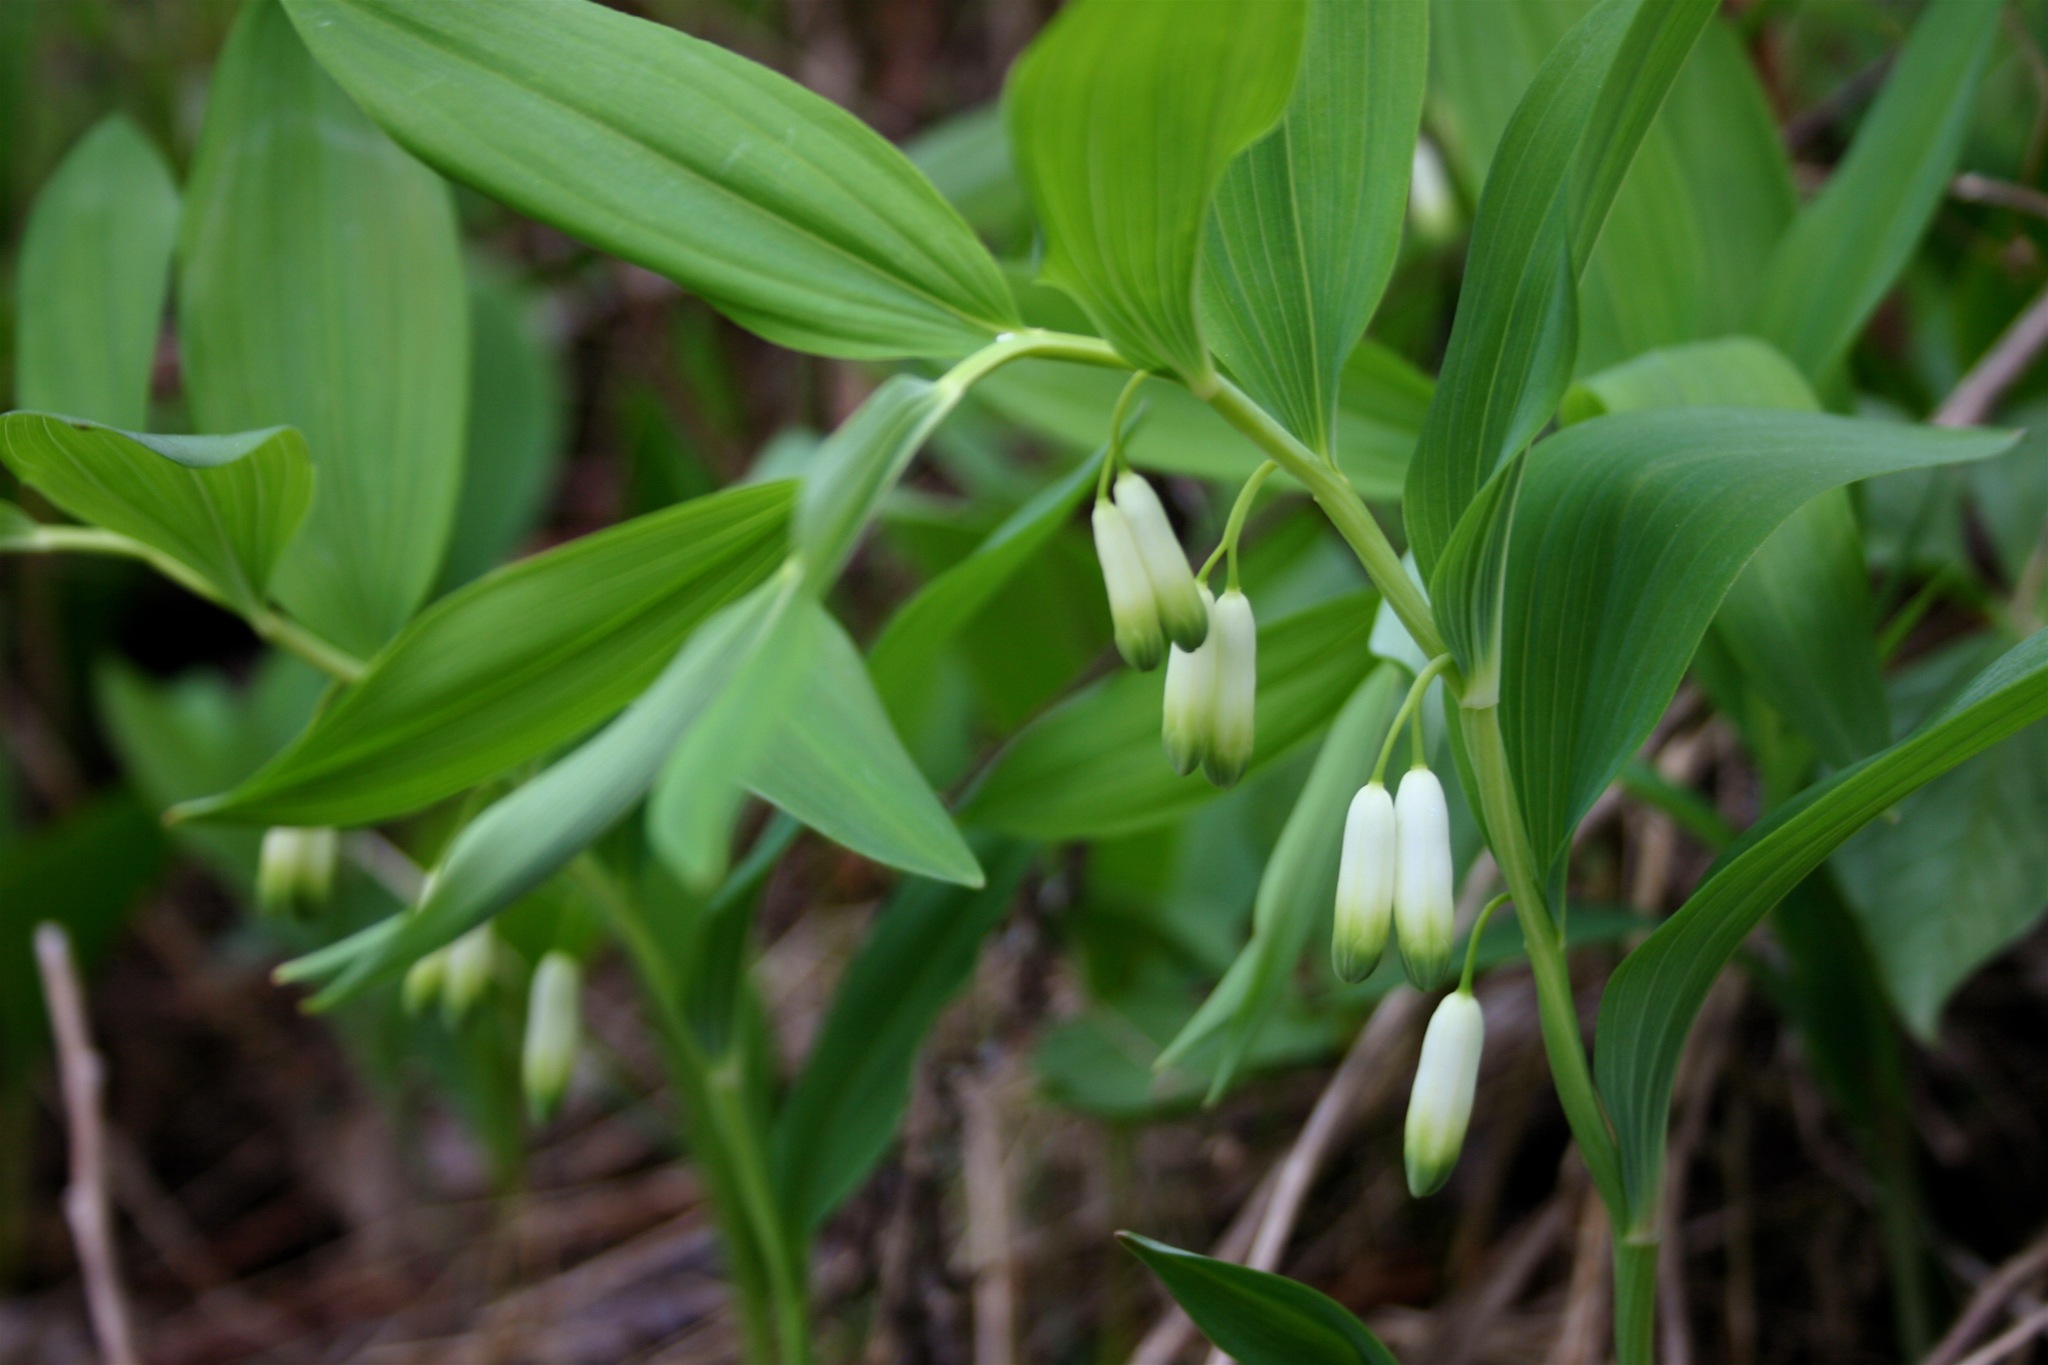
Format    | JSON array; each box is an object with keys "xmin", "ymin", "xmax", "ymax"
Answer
[
  {"xmin": 256, "ymin": 826, "xmax": 338, "ymax": 915},
  {"xmin": 1394, "ymin": 766, "xmax": 1455, "ymax": 991},
  {"xmin": 1405, "ymin": 989, "xmax": 1484, "ymax": 1196},
  {"xmin": 1201, "ymin": 588, "xmax": 1257, "ymax": 788},
  {"xmin": 1093, "ymin": 499, "xmax": 1165, "ymax": 671},
  {"xmin": 1114, "ymin": 472, "xmax": 1208, "ymax": 650},
  {"xmin": 1161, "ymin": 585, "xmax": 1219, "ymax": 776},
  {"xmin": 1333, "ymin": 781, "xmax": 1395, "ymax": 983},
  {"xmin": 402, "ymin": 946, "xmax": 448, "ymax": 1016},
  {"xmin": 1408, "ymin": 138, "xmax": 1459, "ymax": 245},
  {"xmin": 522, "ymin": 951, "xmax": 582, "ymax": 1121},
  {"xmin": 441, "ymin": 921, "xmax": 497, "ymax": 1026}
]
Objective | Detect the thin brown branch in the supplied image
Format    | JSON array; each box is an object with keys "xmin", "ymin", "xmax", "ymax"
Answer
[
  {"xmin": 961, "ymin": 1063, "xmax": 1017, "ymax": 1365},
  {"xmin": 1950, "ymin": 173, "xmax": 2048, "ymax": 222},
  {"xmin": 1934, "ymin": 281, "xmax": 2048, "ymax": 428},
  {"xmin": 36, "ymin": 922, "xmax": 142, "ymax": 1365},
  {"xmin": 1952, "ymin": 1303, "xmax": 2048, "ymax": 1365},
  {"xmin": 1925, "ymin": 1231, "xmax": 2048, "ymax": 1365}
]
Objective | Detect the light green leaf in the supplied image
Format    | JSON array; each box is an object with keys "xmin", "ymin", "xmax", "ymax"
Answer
[
  {"xmin": 963, "ymin": 588, "xmax": 1381, "ymax": 842},
  {"xmin": 174, "ymin": 482, "xmax": 791, "ymax": 828},
  {"xmin": 869, "ymin": 452, "xmax": 1103, "ymax": 731},
  {"xmin": 1157, "ymin": 669, "xmax": 1399, "ymax": 1091},
  {"xmin": 182, "ymin": 0, "xmax": 468, "ymax": 656},
  {"xmin": 1751, "ymin": 0, "xmax": 2001, "ymax": 381},
  {"xmin": 0, "ymin": 501, "xmax": 41, "ymax": 548},
  {"xmin": 1598, "ymin": 627, "xmax": 2048, "ymax": 1221},
  {"xmin": 747, "ymin": 601, "xmax": 983, "ymax": 887},
  {"xmin": 280, "ymin": 569, "xmax": 811, "ymax": 1006},
  {"xmin": 1119, "ymin": 1234, "xmax": 1399, "ymax": 1365},
  {"xmin": 905, "ymin": 103, "xmax": 1028, "ymax": 246},
  {"xmin": 281, "ymin": 0, "xmax": 1017, "ymax": 360},
  {"xmin": 1403, "ymin": 0, "xmax": 1715, "ymax": 575},
  {"xmin": 1431, "ymin": 452, "xmax": 1524, "ymax": 707},
  {"xmin": 1564, "ymin": 338, "xmax": 1889, "ymax": 767},
  {"xmin": 1007, "ymin": 0, "xmax": 1307, "ymax": 379},
  {"xmin": 1500, "ymin": 409, "xmax": 2013, "ymax": 881},
  {"xmin": 14, "ymin": 115, "xmax": 179, "ymax": 430},
  {"xmin": 794, "ymin": 375, "xmax": 959, "ymax": 591},
  {"xmin": 439, "ymin": 263, "xmax": 566, "ymax": 590},
  {"xmin": 1201, "ymin": 0, "xmax": 1426, "ymax": 454},
  {"xmin": 1834, "ymin": 716, "xmax": 2048, "ymax": 1039},
  {"xmin": 0, "ymin": 413, "xmax": 313, "ymax": 614},
  {"xmin": 773, "ymin": 839, "xmax": 1034, "ymax": 1240}
]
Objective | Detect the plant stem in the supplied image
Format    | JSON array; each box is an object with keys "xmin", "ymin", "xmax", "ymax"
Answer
[
  {"xmin": 1199, "ymin": 377, "xmax": 1446, "ymax": 659},
  {"xmin": 1611, "ymin": 1230, "xmax": 1659, "ymax": 1365}
]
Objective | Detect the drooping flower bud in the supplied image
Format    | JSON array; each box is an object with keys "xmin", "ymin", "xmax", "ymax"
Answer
[
  {"xmin": 1394, "ymin": 765, "xmax": 1454, "ymax": 991},
  {"xmin": 402, "ymin": 946, "xmax": 449, "ymax": 1016},
  {"xmin": 1114, "ymin": 472, "xmax": 1208, "ymax": 651},
  {"xmin": 1093, "ymin": 499, "xmax": 1165, "ymax": 671},
  {"xmin": 441, "ymin": 921, "xmax": 497, "ymax": 1027},
  {"xmin": 1407, "ymin": 138, "xmax": 1460, "ymax": 246},
  {"xmin": 256, "ymin": 826, "xmax": 338, "ymax": 916},
  {"xmin": 522, "ymin": 951, "xmax": 583, "ymax": 1121},
  {"xmin": 1333, "ymin": 781, "xmax": 1395, "ymax": 983},
  {"xmin": 1405, "ymin": 989, "xmax": 1484, "ymax": 1196},
  {"xmin": 1161, "ymin": 585, "xmax": 1219, "ymax": 775},
  {"xmin": 1201, "ymin": 588, "xmax": 1257, "ymax": 788}
]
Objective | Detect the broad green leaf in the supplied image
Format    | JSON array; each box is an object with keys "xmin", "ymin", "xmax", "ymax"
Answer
[
  {"xmin": 1201, "ymin": 0, "xmax": 1426, "ymax": 454},
  {"xmin": 0, "ymin": 502, "xmax": 36, "ymax": 548},
  {"xmin": 1598, "ymin": 627, "xmax": 2048, "ymax": 1221},
  {"xmin": 1006, "ymin": 0, "xmax": 1306, "ymax": 379},
  {"xmin": 1751, "ymin": 0, "xmax": 2001, "ymax": 381},
  {"xmin": 0, "ymin": 414, "xmax": 312, "ymax": 614},
  {"xmin": 175, "ymin": 482, "xmax": 791, "ymax": 828},
  {"xmin": 794, "ymin": 375, "xmax": 959, "ymax": 590},
  {"xmin": 182, "ymin": 0, "xmax": 468, "ymax": 656},
  {"xmin": 281, "ymin": 570, "xmax": 811, "ymax": 1006},
  {"xmin": 1834, "ymin": 714, "xmax": 2048, "ymax": 1039},
  {"xmin": 773, "ymin": 839, "xmax": 1034, "ymax": 1239},
  {"xmin": 964, "ymin": 588, "xmax": 1381, "ymax": 842},
  {"xmin": 747, "ymin": 601, "xmax": 983, "ymax": 887},
  {"xmin": 0, "ymin": 798, "xmax": 166, "ymax": 1089},
  {"xmin": 869, "ymin": 452, "xmax": 1103, "ymax": 731},
  {"xmin": 439, "ymin": 264, "xmax": 566, "ymax": 590},
  {"xmin": 1564, "ymin": 339, "xmax": 1890, "ymax": 767},
  {"xmin": 14, "ymin": 115, "xmax": 179, "ymax": 429},
  {"xmin": 1431, "ymin": 453, "xmax": 1524, "ymax": 707},
  {"xmin": 281, "ymin": 0, "xmax": 1017, "ymax": 360},
  {"xmin": 1403, "ymin": 0, "xmax": 1715, "ymax": 575},
  {"xmin": 905, "ymin": 103, "xmax": 1029, "ymax": 247},
  {"xmin": 1500, "ymin": 410, "xmax": 2013, "ymax": 881},
  {"xmin": 1119, "ymin": 1234, "xmax": 1398, "ymax": 1365},
  {"xmin": 1156, "ymin": 669, "xmax": 1399, "ymax": 1091}
]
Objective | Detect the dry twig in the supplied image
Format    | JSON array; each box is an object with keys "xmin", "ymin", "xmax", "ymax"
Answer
[{"xmin": 1925, "ymin": 1231, "xmax": 2048, "ymax": 1365}]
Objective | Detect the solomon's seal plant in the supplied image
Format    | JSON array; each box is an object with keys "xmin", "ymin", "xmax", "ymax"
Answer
[{"xmin": 4, "ymin": 0, "xmax": 2043, "ymax": 1360}]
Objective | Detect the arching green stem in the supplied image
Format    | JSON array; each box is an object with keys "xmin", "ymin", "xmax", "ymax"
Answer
[{"xmin": 1371, "ymin": 653, "xmax": 1455, "ymax": 784}]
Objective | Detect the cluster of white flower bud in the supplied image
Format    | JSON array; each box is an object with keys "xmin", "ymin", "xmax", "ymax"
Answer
[
  {"xmin": 1332, "ymin": 766, "xmax": 1453, "ymax": 988},
  {"xmin": 1093, "ymin": 471, "xmax": 1209, "ymax": 671},
  {"xmin": 256, "ymin": 826, "xmax": 338, "ymax": 916},
  {"xmin": 403, "ymin": 920, "xmax": 499, "ymax": 1027}
]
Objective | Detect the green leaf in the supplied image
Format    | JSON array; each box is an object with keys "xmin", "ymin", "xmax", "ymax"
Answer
[
  {"xmin": 1565, "ymin": 338, "xmax": 1890, "ymax": 767},
  {"xmin": 773, "ymin": 839, "xmax": 1034, "ymax": 1239},
  {"xmin": 868, "ymin": 451, "xmax": 1102, "ymax": 731},
  {"xmin": 1403, "ymin": 0, "xmax": 1715, "ymax": 575},
  {"xmin": 1156, "ymin": 669, "xmax": 1400, "ymax": 1091},
  {"xmin": 182, "ymin": 0, "xmax": 468, "ymax": 657},
  {"xmin": 1200, "ymin": 0, "xmax": 1426, "ymax": 454},
  {"xmin": 0, "ymin": 414, "xmax": 313, "ymax": 614},
  {"xmin": 14, "ymin": 115, "xmax": 179, "ymax": 430},
  {"xmin": 1430, "ymin": 452, "xmax": 1524, "ymax": 707},
  {"xmin": 1834, "ymin": 716, "xmax": 2048, "ymax": 1039},
  {"xmin": 794, "ymin": 375, "xmax": 959, "ymax": 591},
  {"xmin": 905, "ymin": 103, "xmax": 1029, "ymax": 246},
  {"xmin": 175, "ymin": 482, "xmax": 791, "ymax": 828},
  {"xmin": 1750, "ymin": 0, "xmax": 2001, "ymax": 381},
  {"xmin": 746, "ymin": 600, "xmax": 983, "ymax": 887},
  {"xmin": 281, "ymin": 0, "xmax": 1017, "ymax": 360},
  {"xmin": 439, "ymin": 263, "xmax": 566, "ymax": 590},
  {"xmin": 963, "ymin": 588, "xmax": 1381, "ymax": 842},
  {"xmin": 1007, "ymin": 0, "xmax": 1306, "ymax": 379},
  {"xmin": 1597, "ymin": 627, "xmax": 2048, "ymax": 1221},
  {"xmin": 1119, "ymin": 1234, "xmax": 1399, "ymax": 1365},
  {"xmin": 0, "ymin": 501, "xmax": 37, "ymax": 548},
  {"xmin": 1499, "ymin": 409, "xmax": 2013, "ymax": 882},
  {"xmin": 280, "ymin": 569, "xmax": 811, "ymax": 1007}
]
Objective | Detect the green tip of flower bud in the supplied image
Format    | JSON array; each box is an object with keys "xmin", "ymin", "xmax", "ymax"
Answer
[
  {"xmin": 1093, "ymin": 499, "xmax": 1166, "ymax": 671},
  {"xmin": 1200, "ymin": 588, "xmax": 1256, "ymax": 788},
  {"xmin": 402, "ymin": 948, "xmax": 448, "ymax": 1017},
  {"xmin": 255, "ymin": 826, "xmax": 338, "ymax": 917},
  {"xmin": 1394, "ymin": 766, "xmax": 1454, "ymax": 991},
  {"xmin": 522, "ymin": 952, "xmax": 582, "ymax": 1123},
  {"xmin": 1333, "ymin": 782, "xmax": 1395, "ymax": 984},
  {"xmin": 1161, "ymin": 586, "xmax": 1219, "ymax": 776},
  {"xmin": 1405, "ymin": 990, "xmax": 1484, "ymax": 1197},
  {"xmin": 440, "ymin": 922, "xmax": 497, "ymax": 1027}
]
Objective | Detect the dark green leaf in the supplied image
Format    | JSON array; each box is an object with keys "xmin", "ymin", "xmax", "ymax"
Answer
[
  {"xmin": 1120, "ymin": 1233, "xmax": 1399, "ymax": 1365},
  {"xmin": 282, "ymin": 0, "xmax": 1017, "ymax": 359}
]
